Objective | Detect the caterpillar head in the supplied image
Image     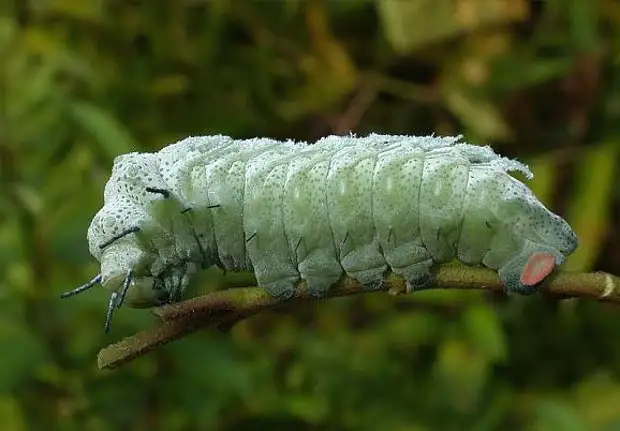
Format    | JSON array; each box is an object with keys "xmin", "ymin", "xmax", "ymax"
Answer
[
  {"xmin": 98, "ymin": 239, "xmax": 171, "ymax": 306},
  {"xmin": 60, "ymin": 218, "xmax": 181, "ymax": 333},
  {"xmin": 61, "ymin": 222, "xmax": 199, "ymax": 333},
  {"xmin": 60, "ymin": 150, "xmax": 197, "ymax": 333}
]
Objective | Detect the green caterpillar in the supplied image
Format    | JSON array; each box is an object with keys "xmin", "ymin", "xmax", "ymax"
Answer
[{"xmin": 61, "ymin": 134, "xmax": 578, "ymax": 332}]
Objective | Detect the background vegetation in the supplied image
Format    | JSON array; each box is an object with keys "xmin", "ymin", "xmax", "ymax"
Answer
[{"xmin": 1, "ymin": 0, "xmax": 620, "ymax": 429}]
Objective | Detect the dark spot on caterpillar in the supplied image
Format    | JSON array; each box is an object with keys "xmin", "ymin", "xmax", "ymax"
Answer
[
  {"xmin": 207, "ymin": 204, "xmax": 221, "ymax": 209},
  {"xmin": 436, "ymin": 228, "xmax": 441, "ymax": 241},
  {"xmin": 191, "ymin": 230, "xmax": 207, "ymax": 265},
  {"xmin": 215, "ymin": 258, "xmax": 227, "ymax": 272},
  {"xmin": 181, "ymin": 207, "xmax": 192, "ymax": 214},
  {"xmin": 146, "ymin": 187, "xmax": 170, "ymax": 198},
  {"xmin": 99, "ymin": 226, "xmax": 140, "ymax": 249},
  {"xmin": 341, "ymin": 231, "xmax": 349, "ymax": 248},
  {"xmin": 387, "ymin": 227, "xmax": 394, "ymax": 243},
  {"xmin": 294, "ymin": 237, "xmax": 304, "ymax": 255},
  {"xmin": 246, "ymin": 232, "xmax": 257, "ymax": 243},
  {"xmin": 485, "ymin": 220, "xmax": 492, "ymax": 230}
]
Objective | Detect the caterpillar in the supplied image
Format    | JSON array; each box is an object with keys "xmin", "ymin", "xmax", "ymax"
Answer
[{"xmin": 61, "ymin": 134, "xmax": 578, "ymax": 332}]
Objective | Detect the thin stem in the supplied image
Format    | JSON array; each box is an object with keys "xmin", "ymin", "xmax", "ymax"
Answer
[{"xmin": 97, "ymin": 267, "xmax": 620, "ymax": 370}]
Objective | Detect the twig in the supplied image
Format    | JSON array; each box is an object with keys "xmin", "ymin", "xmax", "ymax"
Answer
[{"xmin": 97, "ymin": 266, "xmax": 620, "ymax": 370}]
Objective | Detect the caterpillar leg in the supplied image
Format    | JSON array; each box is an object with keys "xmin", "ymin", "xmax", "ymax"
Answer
[
  {"xmin": 250, "ymin": 238, "xmax": 300, "ymax": 300},
  {"xmin": 304, "ymin": 274, "xmax": 343, "ymax": 297},
  {"xmin": 340, "ymin": 243, "xmax": 388, "ymax": 292},
  {"xmin": 400, "ymin": 260, "xmax": 434, "ymax": 293},
  {"xmin": 298, "ymin": 253, "xmax": 343, "ymax": 298},
  {"xmin": 262, "ymin": 278, "xmax": 298, "ymax": 300},
  {"xmin": 383, "ymin": 242, "xmax": 434, "ymax": 293},
  {"xmin": 350, "ymin": 267, "xmax": 387, "ymax": 292}
]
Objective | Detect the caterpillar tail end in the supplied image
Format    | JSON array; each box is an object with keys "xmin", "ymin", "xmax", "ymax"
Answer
[{"xmin": 499, "ymin": 250, "xmax": 561, "ymax": 295}]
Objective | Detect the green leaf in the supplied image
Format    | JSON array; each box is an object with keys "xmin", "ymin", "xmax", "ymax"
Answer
[
  {"xmin": 528, "ymin": 399, "xmax": 587, "ymax": 431},
  {"xmin": 566, "ymin": 0, "xmax": 599, "ymax": 52},
  {"xmin": 433, "ymin": 339, "xmax": 488, "ymax": 412},
  {"xmin": 0, "ymin": 317, "xmax": 47, "ymax": 393},
  {"xmin": 70, "ymin": 101, "xmax": 137, "ymax": 157},
  {"xmin": 463, "ymin": 305, "xmax": 507, "ymax": 363}
]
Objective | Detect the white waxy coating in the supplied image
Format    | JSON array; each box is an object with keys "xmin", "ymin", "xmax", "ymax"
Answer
[
  {"xmin": 243, "ymin": 140, "xmax": 301, "ymax": 297},
  {"xmin": 86, "ymin": 133, "xmax": 578, "ymax": 307},
  {"xmin": 325, "ymin": 140, "xmax": 386, "ymax": 288},
  {"xmin": 204, "ymin": 139, "xmax": 280, "ymax": 270},
  {"xmin": 282, "ymin": 144, "xmax": 342, "ymax": 296}
]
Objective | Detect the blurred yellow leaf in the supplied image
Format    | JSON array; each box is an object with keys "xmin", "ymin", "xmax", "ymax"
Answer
[
  {"xmin": 0, "ymin": 397, "xmax": 25, "ymax": 431},
  {"xmin": 278, "ymin": 1, "xmax": 357, "ymax": 119},
  {"xmin": 527, "ymin": 153, "xmax": 559, "ymax": 206},
  {"xmin": 569, "ymin": 373, "xmax": 620, "ymax": 427},
  {"xmin": 434, "ymin": 339, "xmax": 488, "ymax": 411},
  {"xmin": 376, "ymin": 0, "xmax": 528, "ymax": 54},
  {"xmin": 443, "ymin": 86, "xmax": 511, "ymax": 140},
  {"xmin": 564, "ymin": 142, "xmax": 618, "ymax": 271},
  {"xmin": 151, "ymin": 74, "xmax": 190, "ymax": 97},
  {"xmin": 48, "ymin": 0, "xmax": 103, "ymax": 23}
]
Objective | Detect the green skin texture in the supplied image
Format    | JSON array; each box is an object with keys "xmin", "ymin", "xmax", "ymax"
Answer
[{"xmin": 86, "ymin": 134, "xmax": 579, "ymax": 308}]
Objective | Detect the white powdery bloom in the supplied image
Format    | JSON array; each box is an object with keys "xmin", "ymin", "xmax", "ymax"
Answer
[{"xmin": 64, "ymin": 133, "xmax": 578, "ymax": 332}]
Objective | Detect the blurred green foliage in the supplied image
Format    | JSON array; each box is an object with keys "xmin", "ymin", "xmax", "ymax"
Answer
[{"xmin": 1, "ymin": 0, "xmax": 620, "ymax": 429}]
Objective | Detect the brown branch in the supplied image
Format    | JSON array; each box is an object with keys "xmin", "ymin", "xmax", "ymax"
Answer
[{"xmin": 97, "ymin": 266, "xmax": 620, "ymax": 370}]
